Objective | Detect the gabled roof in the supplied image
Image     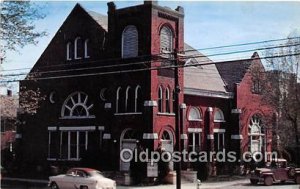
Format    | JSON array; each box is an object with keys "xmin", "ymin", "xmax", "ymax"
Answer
[
  {"xmin": 184, "ymin": 43, "xmax": 227, "ymax": 94},
  {"xmin": 215, "ymin": 53, "xmax": 258, "ymax": 92}
]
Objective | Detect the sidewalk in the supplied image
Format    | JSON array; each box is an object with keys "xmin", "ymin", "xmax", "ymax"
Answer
[{"xmin": 1, "ymin": 177, "xmax": 249, "ymax": 189}]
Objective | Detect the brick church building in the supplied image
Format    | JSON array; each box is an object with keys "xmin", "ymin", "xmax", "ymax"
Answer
[{"xmin": 18, "ymin": 1, "xmax": 275, "ymax": 176}]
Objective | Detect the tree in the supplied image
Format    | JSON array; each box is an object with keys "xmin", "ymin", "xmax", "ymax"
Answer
[
  {"xmin": 0, "ymin": 1, "xmax": 47, "ymax": 61},
  {"xmin": 257, "ymin": 31, "xmax": 300, "ymax": 163}
]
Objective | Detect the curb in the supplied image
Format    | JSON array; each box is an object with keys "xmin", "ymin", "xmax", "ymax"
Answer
[{"xmin": 2, "ymin": 177, "xmax": 49, "ymax": 184}]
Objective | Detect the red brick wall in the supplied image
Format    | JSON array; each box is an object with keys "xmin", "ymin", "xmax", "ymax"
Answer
[{"xmin": 236, "ymin": 60, "xmax": 275, "ymax": 155}]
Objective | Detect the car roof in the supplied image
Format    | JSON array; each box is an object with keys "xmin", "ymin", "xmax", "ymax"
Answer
[{"xmin": 70, "ymin": 167, "xmax": 98, "ymax": 173}]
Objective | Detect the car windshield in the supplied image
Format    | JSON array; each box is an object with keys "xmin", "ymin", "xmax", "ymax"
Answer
[{"xmin": 88, "ymin": 171, "xmax": 104, "ymax": 177}]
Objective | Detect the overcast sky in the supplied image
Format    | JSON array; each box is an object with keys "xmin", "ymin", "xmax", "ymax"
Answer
[{"xmin": 2, "ymin": 1, "xmax": 300, "ymax": 76}]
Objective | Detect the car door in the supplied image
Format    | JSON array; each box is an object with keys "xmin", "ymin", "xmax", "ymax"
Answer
[
  {"xmin": 273, "ymin": 168, "xmax": 288, "ymax": 181},
  {"xmin": 73, "ymin": 170, "xmax": 89, "ymax": 188},
  {"xmin": 62, "ymin": 170, "xmax": 77, "ymax": 189},
  {"xmin": 60, "ymin": 174, "xmax": 75, "ymax": 189}
]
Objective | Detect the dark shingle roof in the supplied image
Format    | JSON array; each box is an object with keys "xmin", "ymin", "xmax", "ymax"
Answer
[
  {"xmin": 215, "ymin": 58, "xmax": 253, "ymax": 92},
  {"xmin": 184, "ymin": 43, "xmax": 227, "ymax": 93}
]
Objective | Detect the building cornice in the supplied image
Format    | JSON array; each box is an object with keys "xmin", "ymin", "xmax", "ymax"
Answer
[{"xmin": 184, "ymin": 88, "xmax": 234, "ymax": 99}]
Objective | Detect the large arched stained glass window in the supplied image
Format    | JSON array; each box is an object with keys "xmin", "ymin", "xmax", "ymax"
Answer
[
  {"xmin": 61, "ymin": 92, "xmax": 94, "ymax": 118},
  {"xmin": 249, "ymin": 114, "xmax": 264, "ymax": 153}
]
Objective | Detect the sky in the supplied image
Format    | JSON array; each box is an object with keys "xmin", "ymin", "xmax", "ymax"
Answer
[{"xmin": 2, "ymin": 1, "xmax": 300, "ymax": 89}]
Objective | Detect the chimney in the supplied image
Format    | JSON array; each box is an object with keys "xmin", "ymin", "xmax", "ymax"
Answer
[
  {"xmin": 7, "ymin": 89, "xmax": 12, "ymax": 97},
  {"xmin": 176, "ymin": 6, "xmax": 184, "ymax": 14},
  {"xmin": 107, "ymin": 2, "xmax": 116, "ymax": 12},
  {"xmin": 144, "ymin": 0, "xmax": 158, "ymax": 5}
]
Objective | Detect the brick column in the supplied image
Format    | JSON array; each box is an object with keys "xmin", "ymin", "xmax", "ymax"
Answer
[
  {"xmin": 206, "ymin": 107, "xmax": 216, "ymax": 176},
  {"xmin": 230, "ymin": 108, "xmax": 243, "ymax": 174}
]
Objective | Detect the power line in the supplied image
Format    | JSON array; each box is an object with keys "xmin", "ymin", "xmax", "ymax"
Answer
[
  {"xmin": 2, "ymin": 42, "xmax": 300, "ymax": 78},
  {"xmin": 1, "ymin": 36, "xmax": 300, "ymax": 73},
  {"xmin": 183, "ymin": 36, "xmax": 300, "ymax": 52},
  {"xmin": 1, "ymin": 52, "xmax": 299, "ymax": 83}
]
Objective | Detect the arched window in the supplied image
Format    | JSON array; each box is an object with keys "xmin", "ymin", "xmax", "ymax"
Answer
[
  {"xmin": 66, "ymin": 42, "xmax": 72, "ymax": 60},
  {"xmin": 188, "ymin": 107, "xmax": 202, "ymax": 121},
  {"xmin": 135, "ymin": 85, "xmax": 142, "ymax": 113},
  {"xmin": 214, "ymin": 109, "xmax": 225, "ymax": 122},
  {"xmin": 158, "ymin": 86, "xmax": 163, "ymax": 113},
  {"xmin": 172, "ymin": 90, "xmax": 175, "ymax": 113},
  {"xmin": 61, "ymin": 92, "xmax": 94, "ymax": 118},
  {"xmin": 160, "ymin": 26, "xmax": 173, "ymax": 53},
  {"xmin": 165, "ymin": 88, "xmax": 170, "ymax": 113},
  {"xmin": 161, "ymin": 130, "xmax": 171, "ymax": 140},
  {"xmin": 122, "ymin": 25, "xmax": 138, "ymax": 58},
  {"xmin": 125, "ymin": 86, "xmax": 133, "ymax": 112},
  {"xmin": 249, "ymin": 114, "xmax": 264, "ymax": 153},
  {"xmin": 84, "ymin": 39, "xmax": 90, "ymax": 58},
  {"xmin": 116, "ymin": 87, "xmax": 122, "ymax": 113},
  {"xmin": 74, "ymin": 37, "xmax": 82, "ymax": 59}
]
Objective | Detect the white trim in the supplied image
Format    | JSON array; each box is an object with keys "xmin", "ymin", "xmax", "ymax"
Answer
[
  {"xmin": 231, "ymin": 135, "xmax": 243, "ymax": 140},
  {"xmin": 189, "ymin": 119, "xmax": 202, "ymax": 122},
  {"xmin": 116, "ymin": 87, "xmax": 121, "ymax": 113},
  {"xmin": 231, "ymin": 109, "xmax": 242, "ymax": 114},
  {"xmin": 180, "ymin": 103, "xmax": 186, "ymax": 109},
  {"xmin": 59, "ymin": 126, "xmax": 96, "ymax": 131},
  {"xmin": 143, "ymin": 133, "xmax": 158, "ymax": 139},
  {"xmin": 157, "ymin": 112, "xmax": 176, "ymax": 116},
  {"xmin": 144, "ymin": 100, "xmax": 158, "ymax": 107},
  {"xmin": 98, "ymin": 126, "xmax": 105, "ymax": 131},
  {"xmin": 213, "ymin": 120, "xmax": 226, "ymax": 123},
  {"xmin": 207, "ymin": 134, "xmax": 214, "ymax": 140},
  {"xmin": 66, "ymin": 42, "xmax": 71, "ymax": 60},
  {"xmin": 114, "ymin": 112, "xmax": 142, "ymax": 116},
  {"xmin": 49, "ymin": 92, "xmax": 56, "ymax": 104},
  {"xmin": 134, "ymin": 85, "xmax": 141, "ymax": 112},
  {"xmin": 188, "ymin": 128, "xmax": 202, "ymax": 133},
  {"xmin": 48, "ymin": 126, "xmax": 57, "ymax": 131},
  {"xmin": 15, "ymin": 134, "xmax": 22, "ymax": 139},
  {"xmin": 213, "ymin": 128, "xmax": 225, "ymax": 133},
  {"xmin": 104, "ymin": 103, "xmax": 112, "ymax": 109},
  {"xmin": 60, "ymin": 116, "xmax": 96, "ymax": 120},
  {"xmin": 125, "ymin": 86, "xmax": 131, "ymax": 112},
  {"xmin": 180, "ymin": 134, "xmax": 188, "ymax": 140},
  {"xmin": 103, "ymin": 133, "xmax": 111, "ymax": 139},
  {"xmin": 47, "ymin": 158, "xmax": 57, "ymax": 161},
  {"xmin": 184, "ymin": 88, "xmax": 234, "ymax": 99}
]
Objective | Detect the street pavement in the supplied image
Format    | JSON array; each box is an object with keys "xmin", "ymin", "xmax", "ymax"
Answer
[{"xmin": 1, "ymin": 177, "xmax": 300, "ymax": 189}]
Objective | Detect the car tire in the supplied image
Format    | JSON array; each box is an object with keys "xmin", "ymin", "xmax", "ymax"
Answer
[
  {"xmin": 295, "ymin": 175, "xmax": 300, "ymax": 184},
  {"xmin": 50, "ymin": 182, "xmax": 59, "ymax": 189},
  {"xmin": 250, "ymin": 179, "xmax": 258, "ymax": 185},
  {"xmin": 264, "ymin": 176, "xmax": 273, "ymax": 186},
  {"xmin": 80, "ymin": 186, "xmax": 88, "ymax": 189},
  {"xmin": 289, "ymin": 168, "xmax": 296, "ymax": 177}
]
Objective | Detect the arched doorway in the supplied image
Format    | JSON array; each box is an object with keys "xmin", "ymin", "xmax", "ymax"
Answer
[
  {"xmin": 120, "ymin": 128, "xmax": 137, "ymax": 171},
  {"xmin": 160, "ymin": 129, "xmax": 174, "ymax": 170}
]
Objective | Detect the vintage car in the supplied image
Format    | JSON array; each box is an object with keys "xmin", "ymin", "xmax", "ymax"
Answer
[
  {"xmin": 250, "ymin": 159, "xmax": 300, "ymax": 186},
  {"xmin": 48, "ymin": 167, "xmax": 116, "ymax": 189}
]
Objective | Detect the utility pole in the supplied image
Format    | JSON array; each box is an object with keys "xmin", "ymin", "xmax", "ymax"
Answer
[{"xmin": 174, "ymin": 49, "xmax": 181, "ymax": 189}]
